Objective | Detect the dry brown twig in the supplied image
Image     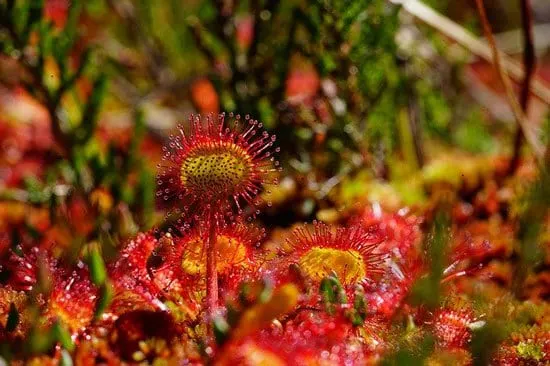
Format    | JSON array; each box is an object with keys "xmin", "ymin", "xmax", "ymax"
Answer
[
  {"xmin": 392, "ymin": 0, "xmax": 550, "ymax": 105},
  {"xmin": 511, "ymin": 0, "xmax": 536, "ymax": 171},
  {"xmin": 392, "ymin": 0, "xmax": 545, "ymax": 162},
  {"xmin": 473, "ymin": 0, "xmax": 543, "ymax": 162}
]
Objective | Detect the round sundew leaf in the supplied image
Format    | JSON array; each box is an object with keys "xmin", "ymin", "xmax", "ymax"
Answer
[
  {"xmin": 284, "ymin": 222, "xmax": 385, "ymax": 287},
  {"xmin": 301, "ymin": 247, "xmax": 366, "ymax": 284},
  {"xmin": 157, "ymin": 113, "xmax": 280, "ymax": 221}
]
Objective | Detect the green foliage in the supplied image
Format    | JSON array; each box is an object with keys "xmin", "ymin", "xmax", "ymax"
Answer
[
  {"xmin": 213, "ymin": 316, "xmax": 231, "ymax": 345},
  {"xmin": 52, "ymin": 321, "xmax": 74, "ymax": 352},
  {"xmin": 410, "ymin": 210, "xmax": 450, "ymax": 309},
  {"xmin": 94, "ymin": 281, "xmax": 113, "ymax": 319},
  {"xmin": 0, "ymin": 0, "xmax": 154, "ymax": 246},
  {"xmin": 0, "ymin": 4, "xmax": 154, "ymax": 348},
  {"xmin": 513, "ymin": 153, "xmax": 550, "ymax": 293},
  {"xmin": 516, "ymin": 341, "xmax": 543, "ymax": 361},
  {"xmin": 320, "ymin": 274, "xmax": 348, "ymax": 313},
  {"xmin": 420, "ymin": 87, "xmax": 452, "ymax": 138},
  {"xmin": 307, "ymin": 0, "xmax": 403, "ymax": 158},
  {"xmin": 60, "ymin": 349, "xmax": 73, "ymax": 366},
  {"xmin": 470, "ymin": 319, "xmax": 509, "ymax": 366},
  {"xmin": 87, "ymin": 247, "xmax": 107, "ymax": 286},
  {"xmin": 381, "ymin": 335, "xmax": 435, "ymax": 365},
  {"xmin": 453, "ymin": 109, "xmax": 496, "ymax": 154},
  {"xmin": 104, "ymin": 0, "xmax": 414, "ymax": 184},
  {"xmin": 25, "ymin": 320, "xmax": 73, "ymax": 354}
]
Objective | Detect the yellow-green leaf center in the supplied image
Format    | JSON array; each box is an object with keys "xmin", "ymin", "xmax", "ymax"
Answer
[
  {"xmin": 299, "ymin": 247, "xmax": 366, "ymax": 285},
  {"xmin": 180, "ymin": 145, "xmax": 251, "ymax": 197}
]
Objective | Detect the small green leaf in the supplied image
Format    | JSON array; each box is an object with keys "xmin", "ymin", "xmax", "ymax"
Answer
[
  {"xmin": 410, "ymin": 211, "xmax": 449, "ymax": 309},
  {"xmin": 349, "ymin": 285, "xmax": 367, "ymax": 325},
  {"xmin": 53, "ymin": 321, "xmax": 74, "ymax": 352},
  {"xmin": 76, "ymin": 73, "xmax": 108, "ymax": 143},
  {"xmin": 60, "ymin": 348, "xmax": 73, "ymax": 366},
  {"xmin": 94, "ymin": 282, "xmax": 113, "ymax": 319},
  {"xmin": 258, "ymin": 280, "xmax": 273, "ymax": 303},
  {"xmin": 27, "ymin": 0, "xmax": 44, "ymax": 28},
  {"xmin": 88, "ymin": 248, "xmax": 106, "ymax": 286},
  {"xmin": 320, "ymin": 277, "xmax": 336, "ymax": 305},
  {"xmin": 213, "ymin": 316, "xmax": 230, "ymax": 345},
  {"xmin": 320, "ymin": 275, "xmax": 347, "ymax": 314}
]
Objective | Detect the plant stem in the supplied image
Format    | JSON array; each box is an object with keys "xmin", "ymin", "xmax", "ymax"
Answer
[
  {"xmin": 510, "ymin": 0, "xmax": 536, "ymax": 173},
  {"xmin": 395, "ymin": 0, "xmax": 550, "ymax": 106},
  {"xmin": 206, "ymin": 208, "xmax": 218, "ymax": 322},
  {"xmin": 473, "ymin": 0, "xmax": 544, "ymax": 163},
  {"xmin": 404, "ymin": 62, "xmax": 424, "ymax": 168}
]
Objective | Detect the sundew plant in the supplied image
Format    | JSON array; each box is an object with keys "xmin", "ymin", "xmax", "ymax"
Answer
[{"xmin": 1, "ymin": 0, "xmax": 550, "ymax": 364}]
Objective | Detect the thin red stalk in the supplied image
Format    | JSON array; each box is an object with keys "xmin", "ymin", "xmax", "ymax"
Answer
[
  {"xmin": 206, "ymin": 208, "xmax": 218, "ymax": 324},
  {"xmin": 511, "ymin": 0, "xmax": 536, "ymax": 172}
]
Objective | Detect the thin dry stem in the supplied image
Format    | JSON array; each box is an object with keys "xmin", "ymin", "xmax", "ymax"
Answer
[
  {"xmin": 393, "ymin": 0, "xmax": 550, "ymax": 107},
  {"xmin": 511, "ymin": 0, "xmax": 536, "ymax": 171},
  {"xmin": 472, "ymin": 0, "xmax": 544, "ymax": 162}
]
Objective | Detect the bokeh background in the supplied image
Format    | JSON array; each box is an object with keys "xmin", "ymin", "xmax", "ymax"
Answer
[{"xmin": 1, "ymin": 0, "xmax": 550, "ymax": 363}]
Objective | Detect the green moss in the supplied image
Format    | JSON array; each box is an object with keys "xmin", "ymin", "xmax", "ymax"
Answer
[{"xmin": 516, "ymin": 341, "xmax": 543, "ymax": 361}]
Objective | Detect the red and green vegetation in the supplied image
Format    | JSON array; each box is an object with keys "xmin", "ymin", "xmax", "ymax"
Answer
[{"xmin": 1, "ymin": 0, "xmax": 550, "ymax": 364}]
